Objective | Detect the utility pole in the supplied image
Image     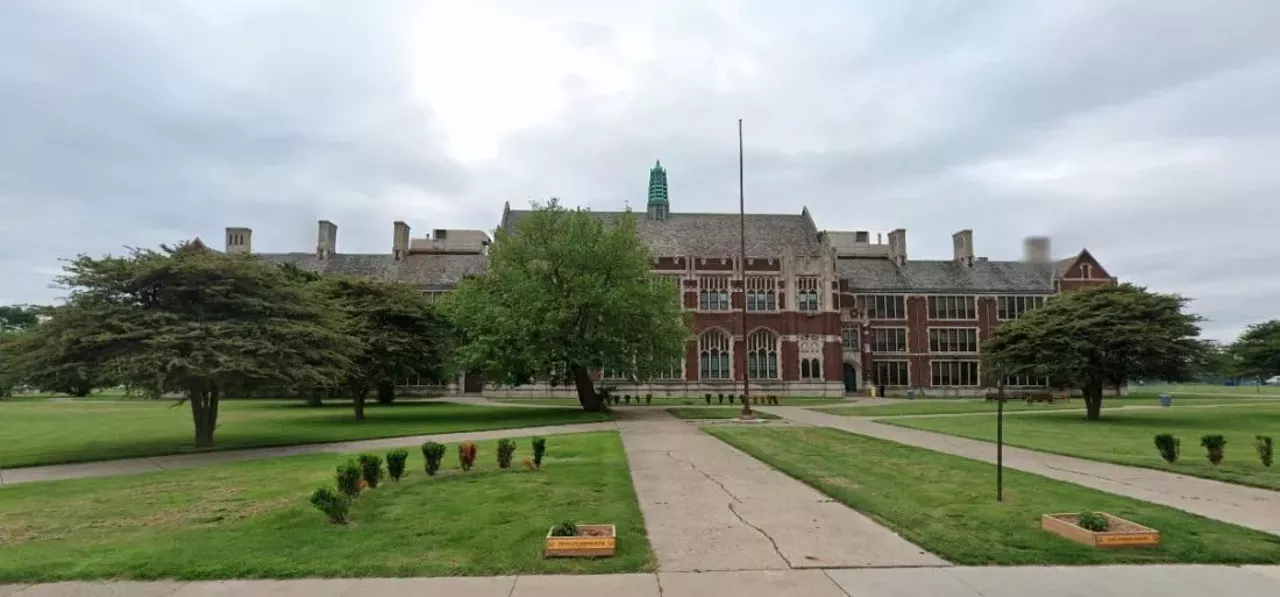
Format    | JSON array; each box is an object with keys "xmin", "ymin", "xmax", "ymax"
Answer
[
  {"xmin": 996, "ymin": 370, "xmax": 1005, "ymax": 502},
  {"xmin": 738, "ymin": 118, "xmax": 753, "ymax": 418}
]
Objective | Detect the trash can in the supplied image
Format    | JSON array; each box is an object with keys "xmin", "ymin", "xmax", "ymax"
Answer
[
  {"xmin": 1158, "ymin": 393, "xmax": 1172, "ymax": 407},
  {"xmin": 907, "ymin": 390, "xmax": 916, "ymax": 400}
]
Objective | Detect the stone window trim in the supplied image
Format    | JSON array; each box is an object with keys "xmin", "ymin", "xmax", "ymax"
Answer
[
  {"xmin": 697, "ymin": 275, "xmax": 731, "ymax": 311},
  {"xmin": 873, "ymin": 360, "xmax": 910, "ymax": 387},
  {"xmin": 926, "ymin": 295, "xmax": 977, "ymax": 321},
  {"xmin": 869, "ymin": 326, "xmax": 909, "ymax": 353},
  {"xmin": 698, "ymin": 328, "xmax": 733, "ymax": 380},
  {"xmin": 926, "ymin": 327, "xmax": 980, "ymax": 353},
  {"xmin": 745, "ymin": 275, "xmax": 779, "ymax": 312},
  {"xmin": 747, "ymin": 328, "xmax": 780, "ymax": 380},
  {"xmin": 854, "ymin": 294, "xmax": 908, "ymax": 320},
  {"xmin": 841, "ymin": 322, "xmax": 860, "ymax": 351},
  {"xmin": 796, "ymin": 276, "xmax": 821, "ymax": 313},
  {"xmin": 930, "ymin": 360, "xmax": 981, "ymax": 387}
]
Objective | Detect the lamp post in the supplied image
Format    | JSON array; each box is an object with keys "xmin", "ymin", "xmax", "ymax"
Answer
[{"xmin": 738, "ymin": 118, "xmax": 753, "ymax": 419}]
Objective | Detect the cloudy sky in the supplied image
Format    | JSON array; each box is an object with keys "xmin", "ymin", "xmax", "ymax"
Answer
[{"xmin": 2, "ymin": 1, "xmax": 1277, "ymax": 341}]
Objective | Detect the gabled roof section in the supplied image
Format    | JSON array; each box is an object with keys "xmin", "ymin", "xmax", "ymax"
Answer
[
  {"xmin": 838, "ymin": 259, "xmax": 1058, "ymax": 293},
  {"xmin": 1055, "ymin": 248, "xmax": 1112, "ymax": 280},
  {"xmin": 500, "ymin": 209, "xmax": 824, "ymax": 258}
]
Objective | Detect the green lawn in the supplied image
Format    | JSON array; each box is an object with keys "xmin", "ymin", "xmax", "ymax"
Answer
[
  {"xmin": 0, "ymin": 432, "xmax": 652, "ymax": 582},
  {"xmin": 0, "ymin": 400, "xmax": 612, "ymax": 469},
  {"xmin": 817, "ymin": 393, "xmax": 1280, "ymax": 418},
  {"xmin": 496, "ymin": 397, "xmax": 846, "ymax": 407},
  {"xmin": 665, "ymin": 407, "xmax": 780, "ymax": 420},
  {"xmin": 1142, "ymin": 383, "xmax": 1280, "ymax": 396},
  {"xmin": 705, "ymin": 426, "xmax": 1280, "ymax": 565},
  {"xmin": 883, "ymin": 403, "xmax": 1280, "ymax": 490}
]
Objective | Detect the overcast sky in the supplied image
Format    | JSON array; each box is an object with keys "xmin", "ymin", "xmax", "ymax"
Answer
[{"xmin": 2, "ymin": 1, "xmax": 1277, "ymax": 341}]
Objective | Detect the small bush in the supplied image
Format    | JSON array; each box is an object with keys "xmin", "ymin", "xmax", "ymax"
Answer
[
  {"xmin": 1076, "ymin": 511, "xmax": 1109, "ymax": 532},
  {"xmin": 706, "ymin": 393, "xmax": 714, "ymax": 405},
  {"xmin": 421, "ymin": 441, "xmax": 446, "ymax": 476},
  {"xmin": 532, "ymin": 436, "xmax": 547, "ymax": 469},
  {"xmin": 497, "ymin": 438, "xmax": 517, "ymax": 468},
  {"xmin": 310, "ymin": 487, "xmax": 351, "ymax": 524},
  {"xmin": 1154, "ymin": 433, "xmax": 1180, "ymax": 464},
  {"xmin": 386, "ymin": 449, "xmax": 408, "ymax": 481},
  {"xmin": 1200, "ymin": 434, "xmax": 1227, "ymax": 465},
  {"xmin": 335, "ymin": 461, "xmax": 361, "ymax": 498},
  {"xmin": 1257, "ymin": 436, "xmax": 1274, "ymax": 468},
  {"xmin": 550, "ymin": 520, "xmax": 579, "ymax": 537},
  {"xmin": 623, "ymin": 394, "xmax": 631, "ymax": 404},
  {"xmin": 358, "ymin": 454, "xmax": 384, "ymax": 488},
  {"xmin": 645, "ymin": 394, "xmax": 652, "ymax": 405},
  {"xmin": 459, "ymin": 441, "xmax": 478, "ymax": 471}
]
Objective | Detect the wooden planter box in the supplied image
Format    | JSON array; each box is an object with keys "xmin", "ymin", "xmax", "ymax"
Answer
[
  {"xmin": 544, "ymin": 524, "xmax": 616, "ymax": 558},
  {"xmin": 1042, "ymin": 513, "xmax": 1160, "ymax": 548}
]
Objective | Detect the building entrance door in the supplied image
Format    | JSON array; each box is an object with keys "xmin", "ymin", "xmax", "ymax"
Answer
[{"xmin": 842, "ymin": 363, "xmax": 858, "ymax": 393}]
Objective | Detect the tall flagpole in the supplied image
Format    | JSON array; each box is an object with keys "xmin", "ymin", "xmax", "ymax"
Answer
[{"xmin": 739, "ymin": 119, "xmax": 753, "ymax": 417}]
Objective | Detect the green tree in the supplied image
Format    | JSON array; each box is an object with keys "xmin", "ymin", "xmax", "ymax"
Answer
[
  {"xmin": 0, "ymin": 304, "xmax": 42, "ymax": 332},
  {"xmin": 441, "ymin": 200, "xmax": 690, "ymax": 411},
  {"xmin": 983, "ymin": 284, "xmax": 1204, "ymax": 420},
  {"xmin": 2, "ymin": 304, "xmax": 109, "ymax": 397},
  {"xmin": 0, "ymin": 330, "xmax": 21, "ymax": 397},
  {"xmin": 319, "ymin": 277, "xmax": 450, "ymax": 420},
  {"xmin": 1230, "ymin": 320, "xmax": 1280, "ymax": 387},
  {"xmin": 24, "ymin": 243, "xmax": 356, "ymax": 447}
]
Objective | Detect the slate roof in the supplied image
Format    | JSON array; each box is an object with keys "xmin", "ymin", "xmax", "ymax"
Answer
[
  {"xmin": 501, "ymin": 209, "xmax": 824, "ymax": 257},
  {"xmin": 838, "ymin": 258, "xmax": 1058, "ymax": 293},
  {"xmin": 256, "ymin": 252, "xmax": 487, "ymax": 291}
]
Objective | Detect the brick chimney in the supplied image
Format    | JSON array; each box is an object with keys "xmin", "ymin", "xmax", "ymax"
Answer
[
  {"xmin": 1024, "ymin": 236, "xmax": 1051, "ymax": 263},
  {"xmin": 393, "ymin": 221, "xmax": 410, "ymax": 260},
  {"xmin": 317, "ymin": 220, "xmax": 337, "ymax": 259},
  {"xmin": 887, "ymin": 228, "xmax": 907, "ymax": 266},
  {"xmin": 952, "ymin": 229, "xmax": 974, "ymax": 267},
  {"xmin": 225, "ymin": 227, "xmax": 252, "ymax": 254}
]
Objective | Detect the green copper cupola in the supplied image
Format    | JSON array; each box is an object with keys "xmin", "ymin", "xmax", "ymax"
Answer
[{"xmin": 647, "ymin": 160, "xmax": 669, "ymax": 221}]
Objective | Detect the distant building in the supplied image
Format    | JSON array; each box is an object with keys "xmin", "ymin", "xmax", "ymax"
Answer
[{"xmin": 221, "ymin": 161, "xmax": 1115, "ymax": 396}]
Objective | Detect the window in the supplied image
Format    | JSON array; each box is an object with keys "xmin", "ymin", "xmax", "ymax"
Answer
[
  {"xmin": 856, "ymin": 294, "xmax": 906, "ymax": 319},
  {"xmin": 747, "ymin": 329, "xmax": 779, "ymax": 379},
  {"xmin": 841, "ymin": 323, "xmax": 860, "ymax": 350},
  {"xmin": 1002, "ymin": 374, "xmax": 1048, "ymax": 387},
  {"xmin": 874, "ymin": 361, "xmax": 910, "ymax": 386},
  {"xmin": 653, "ymin": 355, "xmax": 683, "ymax": 380},
  {"xmin": 996, "ymin": 296, "xmax": 1046, "ymax": 320},
  {"xmin": 698, "ymin": 276, "xmax": 730, "ymax": 311},
  {"xmin": 800, "ymin": 357, "xmax": 822, "ymax": 380},
  {"xmin": 927, "ymin": 296, "xmax": 976, "ymax": 320},
  {"xmin": 601, "ymin": 366, "xmax": 630, "ymax": 380},
  {"xmin": 746, "ymin": 276, "xmax": 777, "ymax": 311},
  {"xmin": 797, "ymin": 276, "xmax": 820, "ymax": 312},
  {"xmin": 928, "ymin": 328, "xmax": 978, "ymax": 353},
  {"xmin": 420, "ymin": 290, "xmax": 447, "ymax": 303},
  {"xmin": 1082, "ymin": 263, "xmax": 1094, "ymax": 278},
  {"xmin": 871, "ymin": 328, "xmax": 908, "ymax": 352},
  {"xmin": 931, "ymin": 361, "xmax": 980, "ymax": 386},
  {"xmin": 699, "ymin": 330, "xmax": 731, "ymax": 379}
]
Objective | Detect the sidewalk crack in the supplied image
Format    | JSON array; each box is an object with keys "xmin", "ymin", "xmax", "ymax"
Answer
[
  {"xmin": 822, "ymin": 569, "xmax": 852, "ymax": 597},
  {"xmin": 728, "ymin": 501, "xmax": 789, "ymax": 568},
  {"xmin": 663, "ymin": 451, "xmax": 742, "ymax": 502},
  {"xmin": 506, "ymin": 575, "xmax": 519, "ymax": 597}
]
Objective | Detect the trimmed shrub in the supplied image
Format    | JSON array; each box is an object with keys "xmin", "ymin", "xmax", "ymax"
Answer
[
  {"xmin": 386, "ymin": 449, "xmax": 408, "ymax": 481},
  {"xmin": 310, "ymin": 487, "xmax": 351, "ymax": 524},
  {"xmin": 1154, "ymin": 433, "xmax": 1180, "ymax": 464},
  {"xmin": 623, "ymin": 394, "xmax": 631, "ymax": 404},
  {"xmin": 459, "ymin": 442, "xmax": 478, "ymax": 471},
  {"xmin": 532, "ymin": 436, "xmax": 547, "ymax": 469},
  {"xmin": 358, "ymin": 454, "xmax": 384, "ymax": 488},
  {"xmin": 1076, "ymin": 511, "xmax": 1109, "ymax": 532},
  {"xmin": 421, "ymin": 441, "xmax": 446, "ymax": 476},
  {"xmin": 645, "ymin": 394, "xmax": 652, "ymax": 405},
  {"xmin": 497, "ymin": 438, "xmax": 517, "ymax": 468},
  {"xmin": 550, "ymin": 520, "xmax": 579, "ymax": 537},
  {"xmin": 336, "ymin": 461, "xmax": 362, "ymax": 498},
  {"xmin": 1200, "ymin": 434, "xmax": 1227, "ymax": 465},
  {"xmin": 1257, "ymin": 435, "xmax": 1274, "ymax": 468}
]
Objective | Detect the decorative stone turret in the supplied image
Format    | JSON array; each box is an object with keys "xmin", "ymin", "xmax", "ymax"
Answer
[
  {"xmin": 225, "ymin": 227, "xmax": 252, "ymax": 254},
  {"xmin": 647, "ymin": 160, "xmax": 669, "ymax": 221}
]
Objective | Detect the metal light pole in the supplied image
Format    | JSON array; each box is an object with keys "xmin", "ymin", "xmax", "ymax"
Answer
[
  {"xmin": 996, "ymin": 367, "xmax": 1006, "ymax": 502},
  {"xmin": 738, "ymin": 118, "xmax": 753, "ymax": 418}
]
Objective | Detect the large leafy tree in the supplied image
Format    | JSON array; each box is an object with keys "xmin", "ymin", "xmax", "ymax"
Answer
[
  {"xmin": 0, "ymin": 304, "xmax": 41, "ymax": 332},
  {"xmin": 22, "ymin": 243, "xmax": 356, "ymax": 447},
  {"xmin": 3, "ymin": 304, "xmax": 110, "ymax": 397},
  {"xmin": 1230, "ymin": 320, "xmax": 1280, "ymax": 386},
  {"xmin": 442, "ymin": 200, "xmax": 690, "ymax": 411},
  {"xmin": 319, "ymin": 277, "xmax": 450, "ymax": 420},
  {"xmin": 983, "ymin": 284, "xmax": 1204, "ymax": 420}
]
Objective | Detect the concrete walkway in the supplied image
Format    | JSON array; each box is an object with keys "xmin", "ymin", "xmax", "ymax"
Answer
[
  {"xmin": 614, "ymin": 408, "xmax": 945, "ymax": 571},
  {"xmin": 3, "ymin": 566, "xmax": 1279, "ymax": 596},
  {"xmin": 766, "ymin": 407, "xmax": 1280, "ymax": 535},
  {"xmin": 0, "ymin": 422, "xmax": 615, "ymax": 486}
]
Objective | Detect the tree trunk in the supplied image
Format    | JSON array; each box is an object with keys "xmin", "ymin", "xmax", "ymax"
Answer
[
  {"xmin": 306, "ymin": 391, "xmax": 323, "ymax": 407},
  {"xmin": 571, "ymin": 364, "xmax": 605, "ymax": 412},
  {"xmin": 72, "ymin": 382, "xmax": 92, "ymax": 397},
  {"xmin": 1083, "ymin": 381, "xmax": 1104, "ymax": 421},
  {"xmin": 189, "ymin": 386, "xmax": 219, "ymax": 448},
  {"xmin": 376, "ymin": 379, "xmax": 395, "ymax": 404},
  {"xmin": 353, "ymin": 386, "xmax": 368, "ymax": 421}
]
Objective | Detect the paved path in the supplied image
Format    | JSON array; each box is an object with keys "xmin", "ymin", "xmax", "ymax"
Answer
[
  {"xmin": 766, "ymin": 407, "xmax": 1280, "ymax": 535},
  {"xmin": 614, "ymin": 408, "xmax": 945, "ymax": 571},
  {"xmin": 0, "ymin": 422, "xmax": 615, "ymax": 486},
  {"xmin": 3, "ymin": 566, "xmax": 1278, "ymax": 596},
  {"xmin": 859, "ymin": 399, "xmax": 1280, "ymax": 420}
]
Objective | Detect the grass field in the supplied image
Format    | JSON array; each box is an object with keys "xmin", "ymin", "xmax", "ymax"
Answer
[
  {"xmin": 1141, "ymin": 383, "xmax": 1280, "ymax": 396},
  {"xmin": 665, "ymin": 407, "xmax": 780, "ymax": 420},
  {"xmin": 496, "ymin": 397, "xmax": 846, "ymax": 407},
  {"xmin": 705, "ymin": 426, "xmax": 1280, "ymax": 565},
  {"xmin": 883, "ymin": 403, "xmax": 1280, "ymax": 490},
  {"xmin": 816, "ymin": 393, "xmax": 1280, "ymax": 418},
  {"xmin": 0, "ymin": 432, "xmax": 652, "ymax": 582},
  {"xmin": 0, "ymin": 400, "xmax": 612, "ymax": 469}
]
